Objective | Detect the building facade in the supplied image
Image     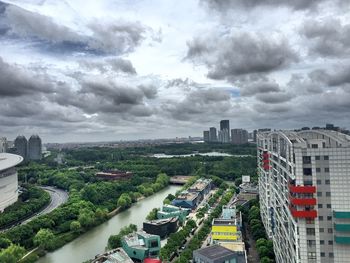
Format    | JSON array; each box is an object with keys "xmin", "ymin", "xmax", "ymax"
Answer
[
  {"xmin": 14, "ymin": 136, "xmax": 27, "ymax": 160},
  {"xmin": 203, "ymin": 131, "xmax": 210, "ymax": 143},
  {"xmin": 28, "ymin": 135, "xmax": 42, "ymax": 160},
  {"xmin": 231, "ymin": 129, "xmax": 248, "ymax": 145},
  {"xmin": 258, "ymin": 130, "xmax": 350, "ymax": 263},
  {"xmin": 220, "ymin": 120, "xmax": 230, "ymax": 143},
  {"xmin": 92, "ymin": 248, "xmax": 133, "ymax": 263},
  {"xmin": 209, "ymin": 127, "xmax": 217, "ymax": 142},
  {"xmin": 0, "ymin": 153, "xmax": 23, "ymax": 212},
  {"xmin": 193, "ymin": 244, "xmax": 246, "ymax": 263},
  {"xmin": 0, "ymin": 137, "xmax": 7, "ymax": 153},
  {"xmin": 143, "ymin": 217, "xmax": 178, "ymax": 238}
]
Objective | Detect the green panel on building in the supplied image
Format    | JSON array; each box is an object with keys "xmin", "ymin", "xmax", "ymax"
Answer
[
  {"xmin": 334, "ymin": 211, "xmax": 350, "ymax": 219},
  {"xmin": 335, "ymin": 236, "xmax": 350, "ymax": 244},
  {"xmin": 335, "ymin": 224, "xmax": 350, "ymax": 232}
]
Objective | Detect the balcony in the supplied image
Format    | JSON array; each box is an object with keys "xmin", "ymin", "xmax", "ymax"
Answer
[
  {"xmin": 290, "ymin": 209, "xmax": 317, "ymax": 218},
  {"xmin": 335, "ymin": 224, "xmax": 350, "ymax": 232},
  {"xmin": 290, "ymin": 198, "xmax": 316, "ymax": 206},
  {"xmin": 334, "ymin": 211, "xmax": 350, "ymax": 219},
  {"xmin": 262, "ymin": 159, "xmax": 270, "ymax": 163},
  {"xmin": 335, "ymin": 236, "xmax": 350, "ymax": 244},
  {"xmin": 289, "ymin": 185, "xmax": 316, "ymax": 194},
  {"xmin": 263, "ymin": 165, "xmax": 271, "ymax": 171}
]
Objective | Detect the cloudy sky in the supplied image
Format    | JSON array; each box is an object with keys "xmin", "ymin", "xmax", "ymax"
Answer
[{"xmin": 0, "ymin": 0, "xmax": 349, "ymax": 143}]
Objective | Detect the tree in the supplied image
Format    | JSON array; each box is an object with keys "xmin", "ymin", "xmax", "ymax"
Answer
[
  {"xmin": 34, "ymin": 228, "xmax": 56, "ymax": 250},
  {"xmin": 78, "ymin": 208, "xmax": 95, "ymax": 228},
  {"xmin": 117, "ymin": 193, "xmax": 132, "ymax": 209},
  {"xmin": 0, "ymin": 237, "xmax": 11, "ymax": 249},
  {"xmin": 146, "ymin": 208, "xmax": 159, "ymax": 221},
  {"xmin": 0, "ymin": 244, "xmax": 25, "ymax": 263},
  {"xmin": 70, "ymin": 221, "xmax": 81, "ymax": 232}
]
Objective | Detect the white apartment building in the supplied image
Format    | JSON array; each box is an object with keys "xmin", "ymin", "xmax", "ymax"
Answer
[{"xmin": 258, "ymin": 130, "xmax": 350, "ymax": 263}]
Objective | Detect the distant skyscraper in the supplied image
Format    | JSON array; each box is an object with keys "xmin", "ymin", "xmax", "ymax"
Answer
[
  {"xmin": 28, "ymin": 135, "xmax": 42, "ymax": 160},
  {"xmin": 231, "ymin": 129, "xmax": 248, "ymax": 145},
  {"xmin": 209, "ymin": 127, "xmax": 217, "ymax": 142},
  {"xmin": 14, "ymin": 136, "xmax": 27, "ymax": 160},
  {"xmin": 203, "ymin": 131, "xmax": 210, "ymax": 142},
  {"xmin": 219, "ymin": 120, "xmax": 230, "ymax": 143},
  {"xmin": 0, "ymin": 137, "xmax": 7, "ymax": 153}
]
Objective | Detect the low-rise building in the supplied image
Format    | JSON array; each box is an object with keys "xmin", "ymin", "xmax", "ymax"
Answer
[
  {"xmin": 193, "ymin": 244, "xmax": 246, "ymax": 263},
  {"xmin": 122, "ymin": 231, "xmax": 160, "ymax": 262},
  {"xmin": 143, "ymin": 217, "xmax": 179, "ymax": 238},
  {"xmin": 171, "ymin": 191, "xmax": 200, "ymax": 209},
  {"xmin": 92, "ymin": 248, "xmax": 133, "ymax": 263},
  {"xmin": 157, "ymin": 205, "xmax": 190, "ymax": 223},
  {"xmin": 211, "ymin": 218, "xmax": 241, "ymax": 242},
  {"xmin": 95, "ymin": 170, "xmax": 133, "ymax": 181},
  {"xmin": 188, "ymin": 178, "xmax": 212, "ymax": 200}
]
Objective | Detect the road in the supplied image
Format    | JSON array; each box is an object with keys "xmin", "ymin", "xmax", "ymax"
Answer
[{"xmin": 1, "ymin": 186, "xmax": 69, "ymax": 231}]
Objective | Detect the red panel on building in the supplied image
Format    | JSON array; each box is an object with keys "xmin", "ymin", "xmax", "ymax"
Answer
[
  {"xmin": 289, "ymin": 185, "xmax": 316, "ymax": 194},
  {"xmin": 144, "ymin": 259, "xmax": 162, "ymax": 263},
  {"xmin": 290, "ymin": 198, "xmax": 317, "ymax": 206},
  {"xmin": 290, "ymin": 209, "xmax": 317, "ymax": 218}
]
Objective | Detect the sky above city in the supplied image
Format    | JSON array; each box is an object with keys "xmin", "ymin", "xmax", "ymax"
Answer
[{"xmin": 0, "ymin": 0, "xmax": 349, "ymax": 142}]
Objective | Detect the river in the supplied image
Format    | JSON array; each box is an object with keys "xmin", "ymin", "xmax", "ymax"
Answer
[{"xmin": 37, "ymin": 185, "xmax": 181, "ymax": 263}]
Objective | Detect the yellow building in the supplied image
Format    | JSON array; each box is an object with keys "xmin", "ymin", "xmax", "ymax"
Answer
[{"xmin": 211, "ymin": 219, "xmax": 241, "ymax": 241}]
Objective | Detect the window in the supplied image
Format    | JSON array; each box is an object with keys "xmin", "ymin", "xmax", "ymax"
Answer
[
  {"xmin": 329, "ymin": 253, "xmax": 334, "ymax": 258},
  {"xmin": 327, "ymin": 216, "xmax": 332, "ymax": 221},
  {"xmin": 325, "ymin": 168, "xmax": 330, "ymax": 173},
  {"xmin": 318, "ymin": 204, "xmax": 323, "ymax": 208},
  {"xmin": 320, "ymin": 228, "xmax": 324, "ymax": 233},
  {"xmin": 307, "ymin": 228, "xmax": 316, "ymax": 235},
  {"xmin": 326, "ymin": 192, "xmax": 331, "ymax": 197},
  {"xmin": 308, "ymin": 252, "xmax": 316, "ymax": 260},
  {"xmin": 328, "ymin": 240, "xmax": 333, "ymax": 245},
  {"xmin": 321, "ymin": 252, "xmax": 325, "ymax": 257},
  {"xmin": 303, "ymin": 168, "xmax": 312, "ymax": 176},
  {"xmin": 319, "ymin": 216, "xmax": 324, "ymax": 221},
  {"xmin": 317, "ymin": 180, "xmax": 322, "ymax": 185},
  {"xmin": 325, "ymin": 179, "xmax": 330, "ymax": 185},
  {"xmin": 320, "ymin": 240, "xmax": 325, "ymax": 245},
  {"xmin": 327, "ymin": 204, "xmax": 332, "ymax": 209},
  {"xmin": 317, "ymin": 192, "xmax": 322, "ymax": 197},
  {"xmin": 328, "ymin": 228, "xmax": 333, "ymax": 233},
  {"xmin": 303, "ymin": 156, "xmax": 312, "ymax": 164},
  {"xmin": 307, "ymin": 240, "xmax": 316, "ymax": 247},
  {"xmin": 315, "ymin": 156, "xmax": 320, "ymax": 160},
  {"xmin": 316, "ymin": 168, "xmax": 321, "ymax": 173},
  {"xmin": 324, "ymin": 156, "xmax": 329, "ymax": 160},
  {"xmin": 312, "ymin": 144, "xmax": 318, "ymax": 148}
]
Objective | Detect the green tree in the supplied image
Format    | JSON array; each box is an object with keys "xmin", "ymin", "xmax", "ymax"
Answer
[
  {"xmin": 78, "ymin": 208, "xmax": 95, "ymax": 228},
  {"xmin": 0, "ymin": 244, "xmax": 26, "ymax": 263},
  {"xmin": 33, "ymin": 229, "xmax": 56, "ymax": 250},
  {"xmin": 70, "ymin": 221, "xmax": 81, "ymax": 232}
]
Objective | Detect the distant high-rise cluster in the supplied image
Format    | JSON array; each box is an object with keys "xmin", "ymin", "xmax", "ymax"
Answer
[
  {"xmin": 203, "ymin": 120, "xmax": 248, "ymax": 144},
  {"xmin": 11, "ymin": 135, "xmax": 42, "ymax": 161},
  {"xmin": 0, "ymin": 137, "xmax": 7, "ymax": 153}
]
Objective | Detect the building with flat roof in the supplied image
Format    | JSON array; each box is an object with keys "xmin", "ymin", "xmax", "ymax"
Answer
[
  {"xmin": 143, "ymin": 217, "xmax": 178, "ymax": 238},
  {"xmin": 203, "ymin": 131, "xmax": 210, "ymax": 143},
  {"xmin": 171, "ymin": 191, "xmax": 200, "ymax": 209},
  {"xmin": 157, "ymin": 204, "xmax": 190, "ymax": 223},
  {"xmin": 193, "ymin": 244, "xmax": 246, "ymax": 263},
  {"xmin": 28, "ymin": 135, "xmax": 42, "ymax": 160},
  {"xmin": 122, "ymin": 231, "xmax": 160, "ymax": 262},
  {"xmin": 258, "ymin": 129, "xmax": 350, "ymax": 263},
  {"xmin": 220, "ymin": 120, "xmax": 230, "ymax": 143},
  {"xmin": 95, "ymin": 170, "xmax": 133, "ymax": 181},
  {"xmin": 231, "ymin": 129, "xmax": 248, "ymax": 145},
  {"xmin": 92, "ymin": 248, "xmax": 133, "ymax": 263},
  {"xmin": 188, "ymin": 178, "xmax": 212, "ymax": 200},
  {"xmin": 0, "ymin": 153, "xmax": 23, "ymax": 212},
  {"xmin": 211, "ymin": 218, "xmax": 241, "ymax": 242},
  {"xmin": 0, "ymin": 137, "xmax": 7, "ymax": 153},
  {"xmin": 209, "ymin": 127, "xmax": 217, "ymax": 142},
  {"xmin": 14, "ymin": 136, "xmax": 27, "ymax": 160}
]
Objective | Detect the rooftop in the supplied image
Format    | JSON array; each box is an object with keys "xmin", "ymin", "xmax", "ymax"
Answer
[
  {"xmin": 175, "ymin": 191, "xmax": 199, "ymax": 201},
  {"xmin": 194, "ymin": 244, "xmax": 246, "ymax": 262},
  {"xmin": 189, "ymin": 179, "xmax": 211, "ymax": 192},
  {"xmin": 0, "ymin": 153, "xmax": 23, "ymax": 172},
  {"xmin": 92, "ymin": 248, "xmax": 133, "ymax": 263},
  {"xmin": 213, "ymin": 219, "xmax": 236, "ymax": 226},
  {"xmin": 145, "ymin": 217, "xmax": 177, "ymax": 226}
]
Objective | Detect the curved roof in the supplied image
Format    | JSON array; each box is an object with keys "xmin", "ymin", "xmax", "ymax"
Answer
[{"xmin": 0, "ymin": 153, "xmax": 23, "ymax": 171}]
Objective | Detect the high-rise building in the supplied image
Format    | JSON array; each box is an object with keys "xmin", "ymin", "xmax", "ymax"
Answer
[
  {"xmin": 231, "ymin": 129, "xmax": 248, "ymax": 145},
  {"xmin": 0, "ymin": 153, "xmax": 23, "ymax": 212},
  {"xmin": 0, "ymin": 137, "xmax": 7, "ymax": 153},
  {"xmin": 220, "ymin": 120, "xmax": 230, "ymax": 143},
  {"xmin": 257, "ymin": 130, "xmax": 350, "ymax": 263},
  {"xmin": 28, "ymin": 135, "xmax": 42, "ymax": 161},
  {"xmin": 14, "ymin": 136, "xmax": 27, "ymax": 160},
  {"xmin": 209, "ymin": 127, "xmax": 217, "ymax": 142},
  {"xmin": 203, "ymin": 131, "xmax": 210, "ymax": 142}
]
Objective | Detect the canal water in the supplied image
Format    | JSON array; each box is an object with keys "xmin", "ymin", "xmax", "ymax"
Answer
[{"xmin": 37, "ymin": 185, "xmax": 181, "ymax": 263}]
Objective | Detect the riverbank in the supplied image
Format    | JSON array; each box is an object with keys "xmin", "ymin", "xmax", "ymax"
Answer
[{"xmin": 36, "ymin": 185, "xmax": 181, "ymax": 263}]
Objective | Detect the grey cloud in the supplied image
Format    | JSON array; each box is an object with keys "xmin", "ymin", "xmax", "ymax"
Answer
[
  {"xmin": 302, "ymin": 18, "xmax": 350, "ymax": 57},
  {"xmin": 186, "ymin": 32, "xmax": 298, "ymax": 80},
  {"xmin": 240, "ymin": 81, "xmax": 281, "ymax": 97},
  {"xmin": 79, "ymin": 58, "xmax": 137, "ymax": 74},
  {"xmin": 3, "ymin": 3, "xmax": 149, "ymax": 55},
  {"xmin": 255, "ymin": 92, "xmax": 294, "ymax": 104},
  {"xmin": 201, "ymin": 0, "xmax": 329, "ymax": 12},
  {"xmin": 0, "ymin": 57, "xmax": 54, "ymax": 97}
]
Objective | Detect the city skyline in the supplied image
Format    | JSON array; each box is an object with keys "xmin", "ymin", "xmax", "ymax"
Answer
[{"xmin": 0, "ymin": 0, "xmax": 350, "ymax": 142}]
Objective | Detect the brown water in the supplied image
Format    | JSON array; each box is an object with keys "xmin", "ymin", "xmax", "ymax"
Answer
[{"xmin": 37, "ymin": 185, "xmax": 180, "ymax": 263}]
